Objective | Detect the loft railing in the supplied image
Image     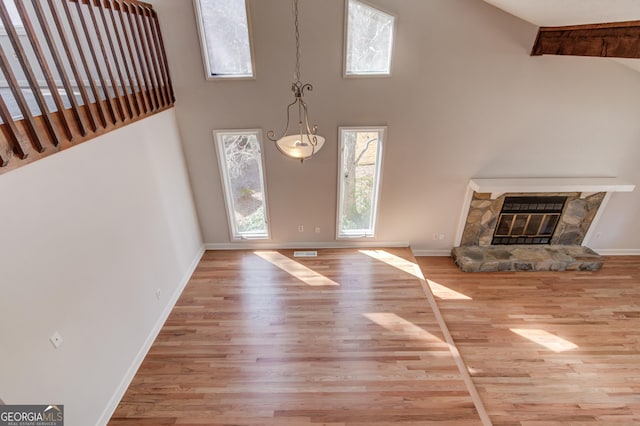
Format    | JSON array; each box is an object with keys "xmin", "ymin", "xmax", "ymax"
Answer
[{"xmin": 0, "ymin": 0, "xmax": 174, "ymax": 174}]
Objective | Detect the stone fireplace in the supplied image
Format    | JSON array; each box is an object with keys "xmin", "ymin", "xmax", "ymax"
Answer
[
  {"xmin": 461, "ymin": 191, "xmax": 605, "ymax": 247},
  {"xmin": 451, "ymin": 178, "xmax": 635, "ymax": 272}
]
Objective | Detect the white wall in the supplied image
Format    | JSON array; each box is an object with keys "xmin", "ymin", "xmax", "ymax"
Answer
[
  {"xmin": 0, "ymin": 109, "xmax": 203, "ymax": 425},
  {"xmin": 153, "ymin": 0, "xmax": 640, "ymax": 253}
]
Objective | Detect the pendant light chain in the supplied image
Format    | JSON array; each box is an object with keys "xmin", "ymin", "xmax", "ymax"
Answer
[
  {"xmin": 267, "ymin": 0, "xmax": 325, "ymax": 162},
  {"xmin": 293, "ymin": 0, "xmax": 301, "ymax": 84}
]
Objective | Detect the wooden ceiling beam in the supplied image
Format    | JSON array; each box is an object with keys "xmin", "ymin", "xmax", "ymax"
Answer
[{"xmin": 531, "ymin": 20, "xmax": 640, "ymax": 58}]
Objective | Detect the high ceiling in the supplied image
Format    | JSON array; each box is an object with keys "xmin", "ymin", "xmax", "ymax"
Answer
[
  {"xmin": 483, "ymin": 0, "xmax": 640, "ymax": 73},
  {"xmin": 483, "ymin": 0, "xmax": 640, "ymax": 26}
]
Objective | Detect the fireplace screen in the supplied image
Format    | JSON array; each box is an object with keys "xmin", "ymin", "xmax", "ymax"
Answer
[{"xmin": 492, "ymin": 196, "xmax": 567, "ymax": 245}]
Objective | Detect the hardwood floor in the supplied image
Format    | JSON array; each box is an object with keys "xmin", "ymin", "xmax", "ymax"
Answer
[
  {"xmin": 416, "ymin": 255, "xmax": 640, "ymax": 425},
  {"xmin": 109, "ymin": 248, "xmax": 482, "ymax": 425},
  {"xmin": 109, "ymin": 249, "xmax": 640, "ymax": 425}
]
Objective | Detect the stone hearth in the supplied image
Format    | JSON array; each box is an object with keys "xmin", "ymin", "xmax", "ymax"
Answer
[{"xmin": 452, "ymin": 245, "xmax": 604, "ymax": 272}]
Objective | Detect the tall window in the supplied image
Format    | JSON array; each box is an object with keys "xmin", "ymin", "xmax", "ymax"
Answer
[
  {"xmin": 337, "ymin": 127, "xmax": 385, "ymax": 238},
  {"xmin": 194, "ymin": 0, "xmax": 255, "ymax": 79},
  {"xmin": 214, "ymin": 129, "xmax": 270, "ymax": 240},
  {"xmin": 344, "ymin": 0, "xmax": 396, "ymax": 76}
]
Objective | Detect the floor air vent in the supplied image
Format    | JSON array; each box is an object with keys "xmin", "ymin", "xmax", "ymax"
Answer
[{"xmin": 293, "ymin": 251, "xmax": 318, "ymax": 257}]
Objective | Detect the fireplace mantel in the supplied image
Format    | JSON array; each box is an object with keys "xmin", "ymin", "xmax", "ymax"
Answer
[
  {"xmin": 455, "ymin": 177, "xmax": 635, "ymax": 246},
  {"xmin": 468, "ymin": 177, "xmax": 635, "ymax": 199}
]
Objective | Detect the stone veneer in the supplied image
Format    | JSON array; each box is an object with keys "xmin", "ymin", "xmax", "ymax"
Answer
[{"xmin": 460, "ymin": 191, "xmax": 606, "ymax": 247}]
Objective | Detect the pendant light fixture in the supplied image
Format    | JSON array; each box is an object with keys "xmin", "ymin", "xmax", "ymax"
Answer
[{"xmin": 267, "ymin": 0, "xmax": 324, "ymax": 162}]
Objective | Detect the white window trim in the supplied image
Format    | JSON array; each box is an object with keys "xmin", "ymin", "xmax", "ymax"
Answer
[
  {"xmin": 343, "ymin": 0, "xmax": 397, "ymax": 78},
  {"xmin": 193, "ymin": 0, "xmax": 257, "ymax": 80},
  {"xmin": 336, "ymin": 126, "xmax": 386, "ymax": 239},
  {"xmin": 214, "ymin": 129, "xmax": 271, "ymax": 241}
]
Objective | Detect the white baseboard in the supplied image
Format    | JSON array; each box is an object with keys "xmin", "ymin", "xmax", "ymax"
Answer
[
  {"xmin": 96, "ymin": 245, "xmax": 205, "ymax": 426},
  {"xmin": 204, "ymin": 243, "xmax": 453, "ymax": 258},
  {"xmin": 411, "ymin": 249, "xmax": 452, "ymax": 257},
  {"xmin": 204, "ymin": 241, "xmax": 410, "ymax": 250},
  {"xmin": 592, "ymin": 248, "xmax": 640, "ymax": 256}
]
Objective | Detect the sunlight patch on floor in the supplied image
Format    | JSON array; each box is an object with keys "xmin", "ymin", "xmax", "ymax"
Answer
[
  {"xmin": 360, "ymin": 250, "xmax": 472, "ymax": 300},
  {"xmin": 510, "ymin": 328, "xmax": 579, "ymax": 352},
  {"xmin": 427, "ymin": 279, "xmax": 472, "ymax": 300},
  {"xmin": 254, "ymin": 251, "xmax": 340, "ymax": 286},
  {"xmin": 363, "ymin": 312, "xmax": 443, "ymax": 344},
  {"xmin": 360, "ymin": 249, "xmax": 422, "ymax": 278}
]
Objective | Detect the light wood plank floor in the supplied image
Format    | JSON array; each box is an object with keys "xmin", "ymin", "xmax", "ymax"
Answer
[
  {"xmin": 110, "ymin": 250, "xmax": 640, "ymax": 425},
  {"xmin": 110, "ymin": 248, "xmax": 481, "ymax": 425},
  {"xmin": 416, "ymin": 255, "xmax": 640, "ymax": 425}
]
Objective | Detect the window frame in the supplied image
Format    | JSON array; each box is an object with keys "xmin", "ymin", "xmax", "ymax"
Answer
[
  {"xmin": 336, "ymin": 126, "xmax": 386, "ymax": 239},
  {"xmin": 193, "ymin": 0, "xmax": 257, "ymax": 80},
  {"xmin": 343, "ymin": 0, "xmax": 397, "ymax": 78},
  {"xmin": 214, "ymin": 129, "xmax": 271, "ymax": 241}
]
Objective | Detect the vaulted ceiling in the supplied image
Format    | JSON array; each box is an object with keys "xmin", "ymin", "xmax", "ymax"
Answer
[
  {"xmin": 483, "ymin": 0, "xmax": 640, "ymax": 26},
  {"xmin": 483, "ymin": 0, "xmax": 640, "ymax": 72}
]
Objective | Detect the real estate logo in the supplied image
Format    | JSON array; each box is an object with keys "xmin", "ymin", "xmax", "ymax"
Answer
[{"xmin": 0, "ymin": 405, "xmax": 63, "ymax": 426}]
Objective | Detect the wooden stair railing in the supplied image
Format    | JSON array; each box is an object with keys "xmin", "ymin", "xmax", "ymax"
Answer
[{"xmin": 0, "ymin": 0, "xmax": 174, "ymax": 174}]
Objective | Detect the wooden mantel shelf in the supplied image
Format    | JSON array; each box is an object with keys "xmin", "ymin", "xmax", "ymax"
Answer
[
  {"xmin": 469, "ymin": 177, "xmax": 635, "ymax": 199},
  {"xmin": 455, "ymin": 177, "xmax": 636, "ymax": 247}
]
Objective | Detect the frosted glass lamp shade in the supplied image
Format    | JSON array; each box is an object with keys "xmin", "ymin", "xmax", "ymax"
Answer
[{"xmin": 276, "ymin": 134, "xmax": 325, "ymax": 160}]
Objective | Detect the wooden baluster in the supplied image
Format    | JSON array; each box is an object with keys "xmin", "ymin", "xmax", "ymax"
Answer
[
  {"xmin": 141, "ymin": 6, "xmax": 166, "ymax": 108},
  {"xmin": 72, "ymin": 0, "xmax": 119, "ymax": 125},
  {"xmin": 99, "ymin": 0, "xmax": 134, "ymax": 119},
  {"xmin": 47, "ymin": 0, "xmax": 98, "ymax": 132},
  {"xmin": 0, "ymin": 1, "xmax": 60, "ymax": 148},
  {"xmin": 109, "ymin": 0, "xmax": 141, "ymax": 116},
  {"xmin": 0, "ymin": 148, "xmax": 7, "ymax": 168},
  {"xmin": 59, "ymin": 0, "xmax": 108, "ymax": 129},
  {"xmin": 0, "ymin": 95, "xmax": 28, "ymax": 161},
  {"xmin": 15, "ymin": 1, "xmax": 74, "ymax": 142},
  {"xmin": 31, "ymin": 0, "xmax": 88, "ymax": 137},
  {"xmin": 151, "ymin": 9, "xmax": 175, "ymax": 104},
  {"xmin": 0, "ymin": 45, "xmax": 44, "ymax": 152},
  {"xmin": 131, "ymin": 4, "xmax": 158, "ymax": 111},
  {"xmin": 85, "ymin": 0, "xmax": 127, "ymax": 122},
  {"xmin": 123, "ymin": 1, "xmax": 151, "ymax": 113}
]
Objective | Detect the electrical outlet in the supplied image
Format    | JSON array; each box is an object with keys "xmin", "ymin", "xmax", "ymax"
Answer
[
  {"xmin": 438, "ymin": 233, "xmax": 445, "ymax": 240},
  {"xmin": 298, "ymin": 225, "xmax": 304, "ymax": 232},
  {"xmin": 155, "ymin": 288, "xmax": 162, "ymax": 300},
  {"xmin": 50, "ymin": 332, "xmax": 63, "ymax": 349},
  {"xmin": 315, "ymin": 227, "xmax": 321, "ymax": 233}
]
